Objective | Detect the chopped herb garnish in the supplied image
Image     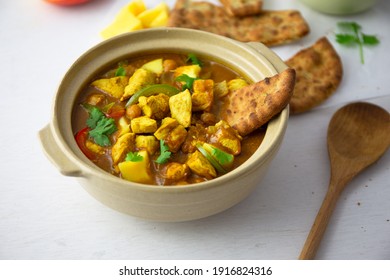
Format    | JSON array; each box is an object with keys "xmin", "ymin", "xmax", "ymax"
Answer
[
  {"xmin": 175, "ymin": 74, "xmax": 198, "ymax": 91},
  {"xmin": 186, "ymin": 53, "xmax": 203, "ymax": 66},
  {"xmin": 335, "ymin": 21, "xmax": 380, "ymax": 64},
  {"xmin": 115, "ymin": 66, "xmax": 126, "ymax": 77},
  {"xmin": 155, "ymin": 140, "xmax": 171, "ymax": 164},
  {"xmin": 125, "ymin": 151, "xmax": 144, "ymax": 162},
  {"xmin": 84, "ymin": 105, "xmax": 117, "ymax": 146}
]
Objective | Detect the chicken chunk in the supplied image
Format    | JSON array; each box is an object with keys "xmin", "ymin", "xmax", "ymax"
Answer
[
  {"xmin": 173, "ymin": 64, "xmax": 201, "ymax": 79},
  {"xmin": 121, "ymin": 68, "xmax": 156, "ymax": 101},
  {"xmin": 207, "ymin": 121, "xmax": 242, "ymax": 155},
  {"xmin": 111, "ymin": 132, "xmax": 136, "ymax": 165},
  {"xmin": 164, "ymin": 124, "xmax": 188, "ymax": 153},
  {"xmin": 85, "ymin": 140, "xmax": 105, "ymax": 155},
  {"xmin": 91, "ymin": 76, "xmax": 129, "ymax": 99},
  {"xmin": 181, "ymin": 124, "xmax": 207, "ymax": 153},
  {"xmin": 186, "ymin": 150, "xmax": 217, "ymax": 180},
  {"xmin": 192, "ymin": 79, "xmax": 214, "ymax": 112},
  {"xmin": 228, "ymin": 78, "xmax": 248, "ymax": 92},
  {"xmin": 130, "ymin": 116, "xmax": 157, "ymax": 134},
  {"xmin": 214, "ymin": 80, "xmax": 229, "ymax": 99},
  {"xmin": 169, "ymin": 89, "xmax": 192, "ymax": 127},
  {"xmin": 163, "ymin": 162, "xmax": 189, "ymax": 181},
  {"xmin": 154, "ymin": 117, "xmax": 187, "ymax": 153},
  {"xmin": 138, "ymin": 93, "xmax": 170, "ymax": 120},
  {"xmin": 135, "ymin": 135, "xmax": 159, "ymax": 155}
]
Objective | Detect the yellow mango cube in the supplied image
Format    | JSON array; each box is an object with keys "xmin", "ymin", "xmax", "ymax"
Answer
[
  {"xmin": 137, "ymin": 2, "xmax": 169, "ymax": 28},
  {"xmin": 100, "ymin": 12, "xmax": 143, "ymax": 39},
  {"xmin": 148, "ymin": 7, "xmax": 169, "ymax": 28},
  {"xmin": 127, "ymin": 0, "xmax": 146, "ymax": 16},
  {"xmin": 118, "ymin": 150, "xmax": 153, "ymax": 184},
  {"xmin": 141, "ymin": 58, "xmax": 163, "ymax": 75}
]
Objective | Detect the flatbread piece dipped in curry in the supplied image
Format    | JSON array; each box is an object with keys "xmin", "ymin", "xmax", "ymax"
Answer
[
  {"xmin": 285, "ymin": 37, "xmax": 343, "ymax": 114},
  {"xmin": 223, "ymin": 68, "xmax": 296, "ymax": 136},
  {"xmin": 168, "ymin": 0, "xmax": 310, "ymax": 46}
]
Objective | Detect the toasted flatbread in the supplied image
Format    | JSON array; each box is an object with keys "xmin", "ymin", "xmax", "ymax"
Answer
[
  {"xmin": 285, "ymin": 37, "xmax": 343, "ymax": 114},
  {"xmin": 168, "ymin": 0, "xmax": 310, "ymax": 46},
  {"xmin": 223, "ymin": 68, "xmax": 296, "ymax": 136},
  {"xmin": 219, "ymin": 0, "xmax": 263, "ymax": 17}
]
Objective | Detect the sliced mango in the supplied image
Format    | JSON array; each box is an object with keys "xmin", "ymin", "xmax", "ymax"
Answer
[
  {"xmin": 127, "ymin": 0, "xmax": 146, "ymax": 16},
  {"xmin": 118, "ymin": 150, "xmax": 153, "ymax": 184},
  {"xmin": 141, "ymin": 58, "xmax": 163, "ymax": 75},
  {"xmin": 137, "ymin": 2, "xmax": 169, "ymax": 28},
  {"xmin": 100, "ymin": 11, "xmax": 143, "ymax": 39}
]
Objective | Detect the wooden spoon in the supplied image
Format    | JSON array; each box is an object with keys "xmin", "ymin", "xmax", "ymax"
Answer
[{"xmin": 299, "ymin": 102, "xmax": 390, "ymax": 260}]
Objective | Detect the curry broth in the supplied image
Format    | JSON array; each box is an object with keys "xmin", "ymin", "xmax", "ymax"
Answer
[{"xmin": 72, "ymin": 53, "xmax": 266, "ymax": 185}]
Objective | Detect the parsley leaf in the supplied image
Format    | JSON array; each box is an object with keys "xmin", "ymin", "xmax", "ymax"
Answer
[
  {"xmin": 125, "ymin": 152, "xmax": 144, "ymax": 162},
  {"xmin": 155, "ymin": 140, "xmax": 171, "ymax": 164},
  {"xmin": 335, "ymin": 21, "xmax": 380, "ymax": 64},
  {"xmin": 175, "ymin": 74, "xmax": 198, "ymax": 91},
  {"xmin": 186, "ymin": 53, "xmax": 203, "ymax": 66}
]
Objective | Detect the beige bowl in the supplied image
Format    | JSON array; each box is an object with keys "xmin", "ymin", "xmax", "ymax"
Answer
[
  {"xmin": 299, "ymin": 0, "xmax": 376, "ymax": 15},
  {"xmin": 38, "ymin": 28, "xmax": 289, "ymax": 222}
]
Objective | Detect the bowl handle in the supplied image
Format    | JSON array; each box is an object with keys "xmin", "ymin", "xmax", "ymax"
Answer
[
  {"xmin": 246, "ymin": 42, "xmax": 288, "ymax": 73},
  {"xmin": 38, "ymin": 124, "xmax": 83, "ymax": 177}
]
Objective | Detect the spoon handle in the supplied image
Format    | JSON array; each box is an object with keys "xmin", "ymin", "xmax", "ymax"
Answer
[{"xmin": 299, "ymin": 183, "xmax": 342, "ymax": 260}]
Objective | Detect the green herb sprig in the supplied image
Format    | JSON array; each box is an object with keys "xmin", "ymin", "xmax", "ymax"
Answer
[
  {"xmin": 155, "ymin": 140, "xmax": 171, "ymax": 164},
  {"xmin": 125, "ymin": 152, "xmax": 144, "ymax": 162},
  {"xmin": 335, "ymin": 21, "xmax": 380, "ymax": 64},
  {"xmin": 84, "ymin": 106, "xmax": 117, "ymax": 146},
  {"xmin": 186, "ymin": 53, "xmax": 203, "ymax": 66},
  {"xmin": 175, "ymin": 74, "xmax": 198, "ymax": 91}
]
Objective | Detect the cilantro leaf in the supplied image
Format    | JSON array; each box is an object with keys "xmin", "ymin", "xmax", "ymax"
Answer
[
  {"xmin": 86, "ymin": 106, "xmax": 105, "ymax": 129},
  {"xmin": 155, "ymin": 140, "xmax": 171, "ymax": 164},
  {"xmin": 175, "ymin": 74, "xmax": 198, "ymax": 91},
  {"xmin": 186, "ymin": 53, "xmax": 203, "ymax": 66},
  {"xmin": 125, "ymin": 152, "xmax": 144, "ymax": 162},
  {"xmin": 89, "ymin": 117, "xmax": 117, "ymax": 147}
]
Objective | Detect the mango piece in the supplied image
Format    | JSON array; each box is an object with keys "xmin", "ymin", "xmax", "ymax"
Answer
[
  {"xmin": 137, "ymin": 2, "xmax": 169, "ymax": 28},
  {"xmin": 100, "ymin": 11, "xmax": 143, "ymax": 39},
  {"xmin": 141, "ymin": 58, "xmax": 163, "ymax": 75},
  {"xmin": 148, "ymin": 7, "xmax": 169, "ymax": 28},
  {"xmin": 118, "ymin": 150, "xmax": 153, "ymax": 184},
  {"xmin": 127, "ymin": 0, "xmax": 146, "ymax": 16}
]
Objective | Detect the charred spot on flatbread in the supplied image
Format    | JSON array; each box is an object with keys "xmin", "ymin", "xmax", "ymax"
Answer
[
  {"xmin": 285, "ymin": 37, "xmax": 343, "ymax": 114},
  {"xmin": 168, "ymin": 0, "xmax": 310, "ymax": 46},
  {"xmin": 223, "ymin": 68, "xmax": 296, "ymax": 136},
  {"xmin": 219, "ymin": 0, "xmax": 263, "ymax": 17}
]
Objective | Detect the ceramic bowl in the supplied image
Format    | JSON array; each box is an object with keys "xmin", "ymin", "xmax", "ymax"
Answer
[
  {"xmin": 38, "ymin": 28, "xmax": 290, "ymax": 222},
  {"xmin": 299, "ymin": 0, "xmax": 376, "ymax": 15}
]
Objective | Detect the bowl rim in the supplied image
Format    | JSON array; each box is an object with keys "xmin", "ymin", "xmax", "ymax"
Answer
[{"xmin": 50, "ymin": 27, "xmax": 289, "ymax": 192}]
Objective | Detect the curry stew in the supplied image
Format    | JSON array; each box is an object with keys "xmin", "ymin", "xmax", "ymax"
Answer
[{"xmin": 72, "ymin": 53, "xmax": 266, "ymax": 185}]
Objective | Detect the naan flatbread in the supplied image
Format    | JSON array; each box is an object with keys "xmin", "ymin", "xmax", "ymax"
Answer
[
  {"xmin": 285, "ymin": 37, "xmax": 343, "ymax": 114},
  {"xmin": 223, "ymin": 68, "xmax": 296, "ymax": 136},
  {"xmin": 168, "ymin": 0, "xmax": 310, "ymax": 46},
  {"xmin": 219, "ymin": 0, "xmax": 263, "ymax": 17}
]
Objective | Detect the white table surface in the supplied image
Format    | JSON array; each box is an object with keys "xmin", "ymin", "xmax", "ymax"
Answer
[{"xmin": 1, "ymin": 0, "xmax": 389, "ymax": 260}]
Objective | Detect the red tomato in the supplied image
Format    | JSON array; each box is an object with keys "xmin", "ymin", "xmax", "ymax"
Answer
[{"xmin": 45, "ymin": 0, "xmax": 90, "ymax": 6}]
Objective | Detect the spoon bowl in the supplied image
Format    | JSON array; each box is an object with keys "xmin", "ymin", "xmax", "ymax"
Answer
[{"xmin": 299, "ymin": 102, "xmax": 390, "ymax": 259}]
